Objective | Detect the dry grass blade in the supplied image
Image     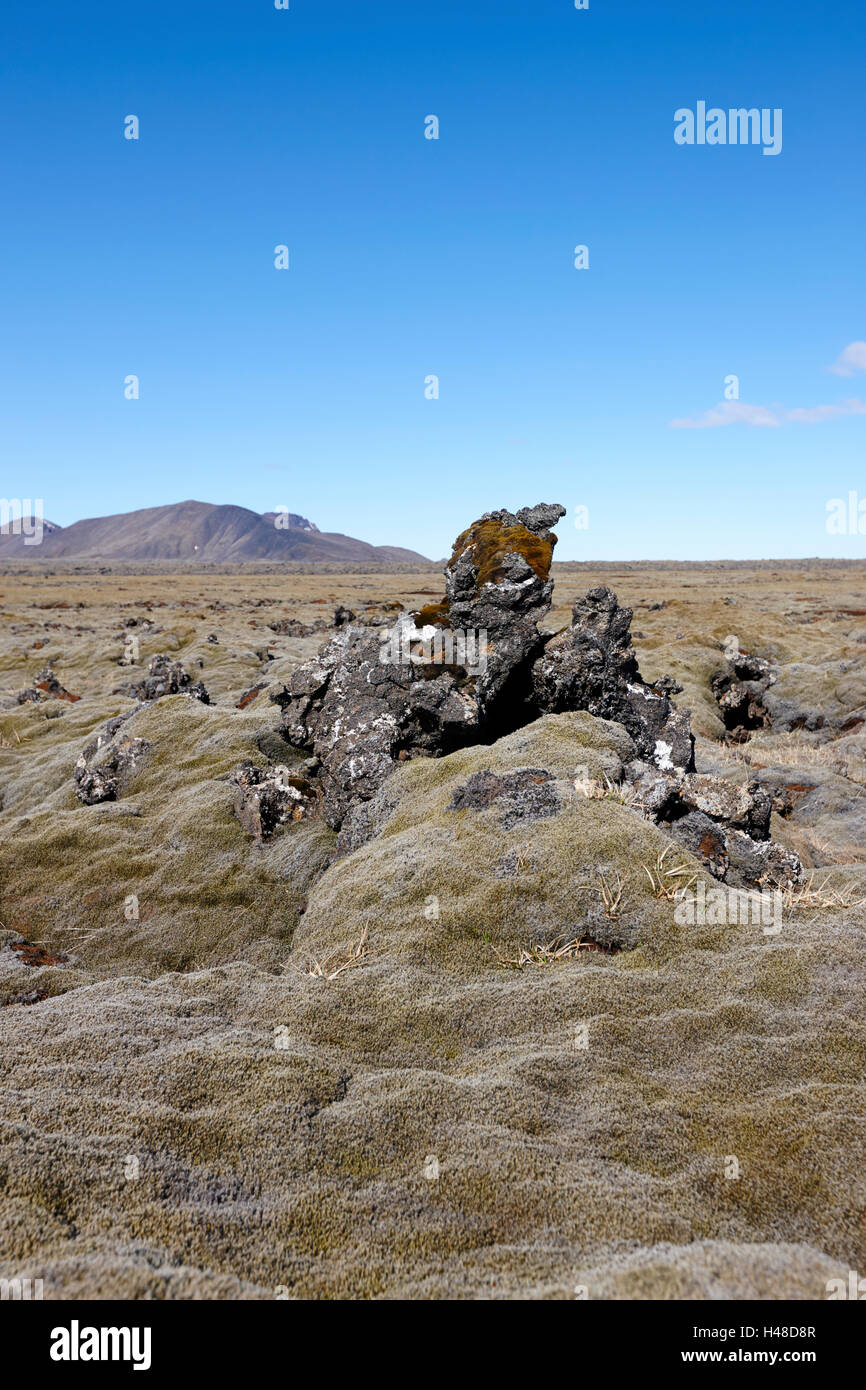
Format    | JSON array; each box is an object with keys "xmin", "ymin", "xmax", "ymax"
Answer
[
  {"xmin": 493, "ymin": 932, "xmax": 609, "ymax": 969},
  {"xmin": 0, "ymin": 724, "xmax": 28, "ymax": 747},
  {"xmin": 299, "ymin": 925, "xmax": 371, "ymax": 981},
  {"xmin": 717, "ymin": 730, "xmax": 856, "ymax": 776},
  {"xmin": 641, "ymin": 845, "xmax": 698, "ymax": 900},
  {"xmin": 807, "ymin": 834, "xmax": 866, "ymax": 866},
  {"xmin": 782, "ymin": 873, "xmax": 866, "ymax": 912},
  {"xmin": 573, "ymin": 772, "xmax": 638, "ymax": 805},
  {"xmin": 598, "ymin": 870, "xmax": 624, "ymax": 919},
  {"xmin": 573, "ymin": 869, "xmax": 627, "ymax": 919}
]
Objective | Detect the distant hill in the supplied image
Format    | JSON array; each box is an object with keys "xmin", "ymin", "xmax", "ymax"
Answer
[
  {"xmin": 0, "ymin": 516, "xmax": 63, "ymax": 542},
  {"xmin": 0, "ymin": 501, "xmax": 431, "ymax": 564}
]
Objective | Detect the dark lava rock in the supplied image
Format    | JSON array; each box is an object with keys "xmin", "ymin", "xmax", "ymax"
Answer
[
  {"xmin": 268, "ymin": 618, "xmax": 330, "ymax": 638},
  {"xmin": 711, "ymin": 648, "xmax": 774, "ymax": 741},
  {"xmin": 665, "ymin": 810, "xmax": 730, "ymax": 880},
  {"xmin": 335, "ymin": 600, "xmax": 403, "ymax": 628},
  {"xmin": 230, "ymin": 762, "xmax": 319, "ymax": 840},
  {"xmin": 532, "ymin": 587, "xmax": 695, "ymax": 773},
  {"xmin": 276, "ymin": 504, "xmax": 567, "ymax": 828},
  {"xmin": 17, "ymin": 666, "xmax": 81, "ymax": 704},
  {"xmin": 724, "ymin": 831, "xmax": 803, "ymax": 889},
  {"xmin": 441, "ymin": 505, "xmax": 564, "ymax": 712},
  {"xmin": 627, "ymin": 759, "xmax": 801, "ymax": 889},
  {"xmin": 125, "ymin": 654, "xmax": 211, "ymax": 704},
  {"xmin": 277, "ymin": 623, "xmax": 481, "ymax": 829},
  {"xmin": 74, "ymin": 723, "xmax": 150, "ymax": 805},
  {"xmin": 448, "ymin": 768, "xmax": 559, "ymax": 829},
  {"xmin": 80, "ymin": 712, "xmax": 137, "ymax": 765},
  {"xmin": 679, "ymin": 773, "xmax": 773, "ymax": 839},
  {"xmin": 272, "ymin": 502, "xmax": 801, "ymax": 891},
  {"xmin": 749, "ymin": 769, "xmax": 820, "ymax": 819}
]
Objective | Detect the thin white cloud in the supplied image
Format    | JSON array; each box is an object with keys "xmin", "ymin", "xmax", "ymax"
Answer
[
  {"xmin": 785, "ymin": 398, "xmax": 866, "ymax": 423},
  {"xmin": 670, "ymin": 397, "xmax": 866, "ymax": 429},
  {"xmin": 828, "ymin": 341, "xmax": 866, "ymax": 377},
  {"xmin": 672, "ymin": 343, "xmax": 866, "ymax": 427},
  {"xmin": 670, "ymin": 401, "xmax": 780, "ymax": 429}
]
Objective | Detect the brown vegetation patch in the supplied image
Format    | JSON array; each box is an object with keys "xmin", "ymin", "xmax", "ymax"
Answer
[
  {"xmin": 236, "ymin": 683, "xmax": 268, "ymax": 709},
  {"xmin": 10, "ymin": 941, "xmax": 68, "ymax": 968},
  {"xmin": 447, "ymin": 519, "xmax": 554, "ymax": 590},
  {"xmin": 412, "ymin": 601, "xmax": 452, "ymax": 629}
]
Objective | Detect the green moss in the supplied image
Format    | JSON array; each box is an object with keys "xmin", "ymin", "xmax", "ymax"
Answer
[
  {"xmin": 751, "ymin": 949, "xmax": 812, "ymax": 1004},
  {"xmin": 3, "ymin": 568, "xmax": 866, "ymax": 1299}
]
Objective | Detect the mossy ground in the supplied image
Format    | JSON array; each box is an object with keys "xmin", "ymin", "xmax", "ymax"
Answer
[{"xmin": 0, "ymin": 561, "xmax": 865, "ymax": 1299}]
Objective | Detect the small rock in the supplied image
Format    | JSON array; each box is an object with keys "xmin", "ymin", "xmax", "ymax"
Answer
[
  {"xmin": 17, "ymin": 666, "xmax": 81, "ymax": 704},
  {"xmin": 449, "ymin": 768, "xmax": 559, "ymax": 829},
  {"xmin": 230, "ymin": 762, "xmax": 320, "ymax": 840},
  {"xmin": 74, "ymin": 734, "xmax": 150, "ymax": 805},
  {"xmin": 125, "ymin": 654, "xmax": 211, "ymax": 704},
  {"xmin": 236, "ymin": 683, "xmax": 268, "ymax": 710}
]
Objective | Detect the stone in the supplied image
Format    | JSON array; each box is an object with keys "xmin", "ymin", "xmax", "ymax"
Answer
[
  {"xmin": 276, "ymin": 505, "xmax": 569, "ymax": 828},
  {"xmin": 680, "ymin": 774, "xmax": 772, "ymax": 839},
  {"xmin": 74, "ymin": 729, "xmax": 150, "ymax": 806},
  {"xmin": 724, "ymin": 830, "xmax": 803, "ymax": 890},
  {"xmin": 627, "ymin": 759, "xmax": 801, "ymax": 889},
  {"xmin": 17, "ymin": 665, "xmax": 81, "ymax": 704},
  {"xmin": 268, "ymin": 618, "xmax": 329, "ymax": 637},
  {"xmin": 271, "ymin": 503, "xmax": 799, "ymax": 892},
  {"xmin": 448, "ymin": 768, "xmax": 560, "ymax": 829},
  {"xmin": 666, "ymin": 810, "xmax": 730, "ymax": 879},
  {"xmin": 230, "ymin": 762, "xmax": 319, "ymax": 840},
  {"xmin": 711, "ymin": 648, "xmax": 775, "ymax": 740},
  {"xmin": 532, "ymin": 587, "xmax": 695, "ymax": 773},
  {"xmin": 125, "ymin": 654, "xmax": 211, "ymax": 704}
]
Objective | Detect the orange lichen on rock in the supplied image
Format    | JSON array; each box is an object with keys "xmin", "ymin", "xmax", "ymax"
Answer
[
  {"xmin": 447, "ymin": 519, "xmax": 554, "ymax": 590},
  {"xmin": 411, "ymin": 600, "xmax": 452, "ymax": 629}
]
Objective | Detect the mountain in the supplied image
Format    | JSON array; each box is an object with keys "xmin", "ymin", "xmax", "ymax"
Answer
[
  {"xmin": 261, "ymin": 511, "xmax": 319, "ymax": 533},
  {"xmin": 0, "ymin": 501, "xmax": 431, "ymax": 564},
  {"xmin": 0, "ymin": 516, "xmax": 62, "ymax": 542}
]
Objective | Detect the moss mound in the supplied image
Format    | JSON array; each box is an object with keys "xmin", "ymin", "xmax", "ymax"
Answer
[{"xmin": 1, "ymin": 563, "xmax": 865, "ymax": 1300}]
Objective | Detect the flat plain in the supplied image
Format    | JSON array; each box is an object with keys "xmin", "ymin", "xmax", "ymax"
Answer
[{"xmin": 1, "ymin": 558, "xmax": 865, "ymax": 1299}]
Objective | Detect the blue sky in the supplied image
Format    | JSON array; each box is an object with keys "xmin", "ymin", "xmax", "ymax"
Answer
[{"xmin": 2, "ymin": 0, "xmax": 865, "ymax": 560}]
